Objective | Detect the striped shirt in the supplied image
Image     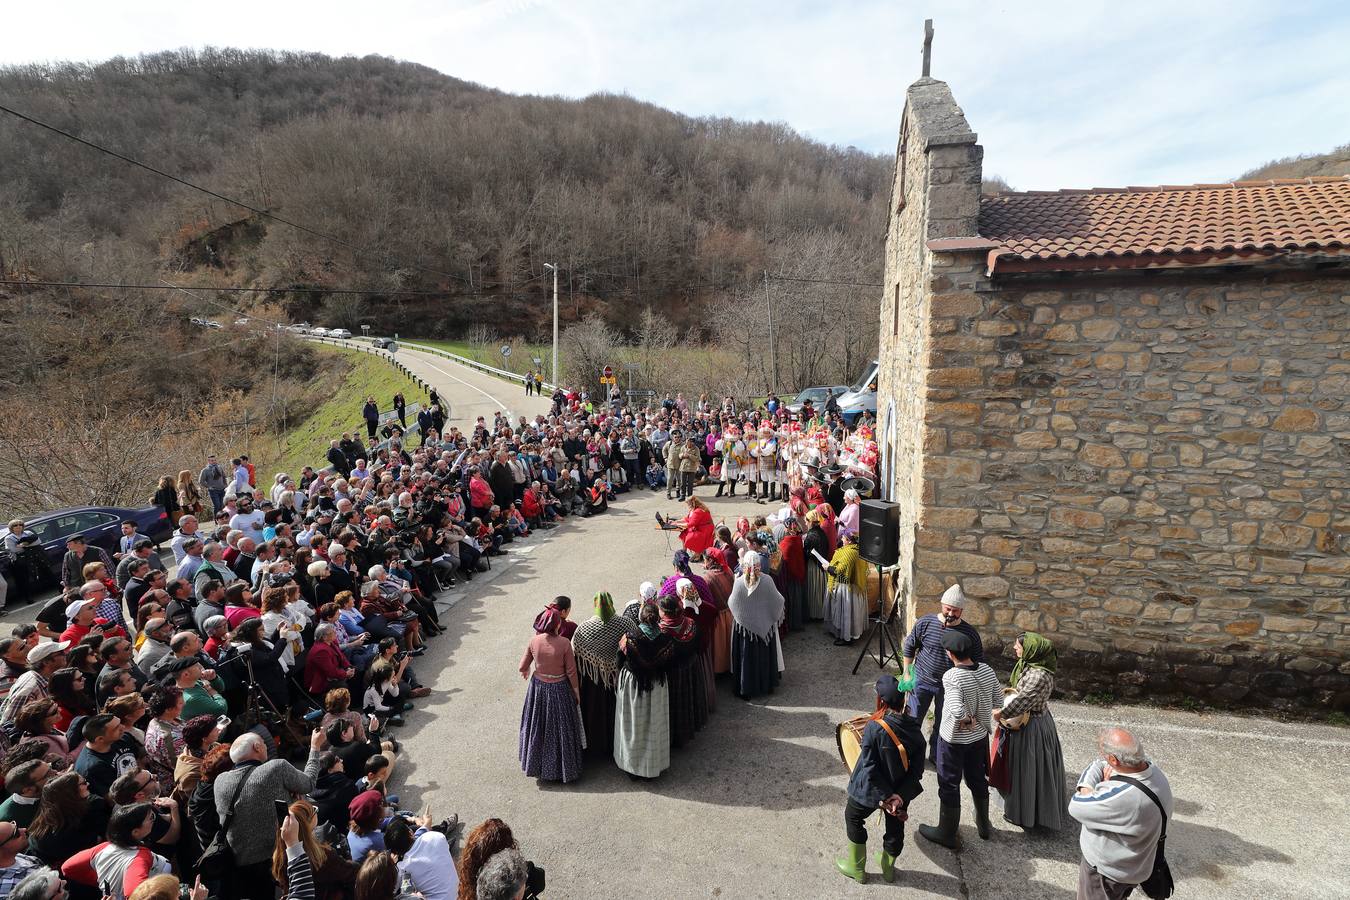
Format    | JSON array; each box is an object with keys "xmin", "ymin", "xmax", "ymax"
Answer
[
  {"xmin": 938, "ymin": 663, "xmax": 1002, "ymax": 744},
  {"xmin": 901, "ymin": 614, "xmax": 984, "ymax": 686}
]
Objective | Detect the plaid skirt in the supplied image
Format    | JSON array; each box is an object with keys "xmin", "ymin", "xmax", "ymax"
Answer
[{"xmin": 614, "ymin": 670, "xmax": 671, "ymax": 778}]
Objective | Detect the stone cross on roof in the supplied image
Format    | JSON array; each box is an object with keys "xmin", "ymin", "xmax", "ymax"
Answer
[{"xmin": 922, "ymin": 18, "xmax": 934, "ymax": 77}]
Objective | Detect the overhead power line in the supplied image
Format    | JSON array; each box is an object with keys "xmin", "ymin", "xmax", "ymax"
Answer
[
  {"xmin": 0, "ymin": 279, "xmax": 453, "ymax": 297},
  {"xmin": 0, "ymin": 101, "xmax": 469, "ymax": 285}
]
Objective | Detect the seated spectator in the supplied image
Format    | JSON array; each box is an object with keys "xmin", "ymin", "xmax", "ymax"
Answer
[
  {"xmin": 385, "ymin": 814, "xmax": 459, "ymax": 900},
  {"xmin": 0, "ymin": 842, "xmax": 46, "ymax": 900},
  {"xmin": 310, "ymin": 751, "xmax": 359, "ymax": 831},
  {"xmin": 476, "ymin": 848, "xmax": 529, "ymax": 900},
  {"xmin": 327, "ymin": 719, "xmax": 389, "ymax": 783},
  {"xmin": 103, "ymin": 693, "xmax": 149, "ymax": 748},
  {"xmin": 171, "ymin": 714, "xmax": 222, "ymax": 801},
  {"xmin": 346, "ymin": 790, "xmax": 388, "ymax": 862},
  {"xmin": 48, "ymin": 667, "xmax": 95, "ymax": 733},
  {"xmin": 26, "ymin": 770, "xmax": 111, "ymax": 869},
  {"xmin": 107, "ymin": 769, "xmax": 180, "ymax": 851},
  {"xmin": 271, "ymin": 800, "xmax": 359, "ymax": 900},
  {"xmin": 305, "ymin": 625, "xmax": 355, "ymax": 698},
  {"xmin": 1, "ymin": 641, "xmax": 70, "ymax": 726},
  {"xmin": 140, "ymin": 686, "xmax": 185, "ymax": 787}
]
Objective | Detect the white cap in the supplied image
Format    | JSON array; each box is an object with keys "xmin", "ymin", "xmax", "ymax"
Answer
[{"xmin": 941, "ymin": 583, "xmax": 966, "ymax": 609}]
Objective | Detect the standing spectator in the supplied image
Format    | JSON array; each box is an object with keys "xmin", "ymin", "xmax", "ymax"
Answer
[
  {"xmin": 919, "ymin": 630, "xmax": 1002, "ymax": 849},
  {"xmin": 1070, "ymin": 727, "xmax": 1173, "ymax": 900},
  {"xmin": 212, "ymin": 730, "xmax": 325, "ymax": 898},
  {"xmin": 900, "ymin": 584, "xmax": 984, "ymax": 762},
  {"xmin": 230, "ymin": 458, "xmax": 253, "ymax": 499},
  {"xmin": 0, "ymin": 822, "xmax": 42, "ymax": 898},
  {"xmin": 199, "ymin": 456, "xmax": 228, "ymax": 516},
  {"xmin": 362, "ymin": 397, "xmax": 380, "ymax": 441},
  {"xmin": 0, "ymin": 760, "xmax": 52, "ymax": 828},
  {"xmin": 60, "ymin": 802, "xmax": 172, "ymax": 899},
  {"xmin": 326, "ymin": 440, "xmax": 349, "ymax": 477},
  {"xmin": 60, "ymin": 537, "xmax": 112, "ymax": 594},
  {"xmin": 74, "ymin": 714, "xmax": 142, "ymax": 799},
  {"xmin": 176, "ymin": 470, "xmax": 205, "ymax": 520},
  {"xmin": 393, "ymin": 392, "xmax": 407, "ymax": 429},
  {"xmin": 153, "ymin": 476, "xmax": 181, "ymax": 527},
  {"xmin": 0, "ymin": 641, "xmax": 68, "ymax": 725}
]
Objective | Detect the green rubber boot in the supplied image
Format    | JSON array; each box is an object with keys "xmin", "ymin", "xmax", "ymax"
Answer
[
  {"xmin": 919, "ymin": 803, "xmax": 962, "ymax": 850},
  {"xmin": 834, "ymin": 841, "xmax": 866, "ymax": 883},
  {"xmin": 973, "ymin": 794, "xmax": 992, "ymax": 840},
  {"xmin": 875, "ymin": 849, "xmax": 897, "ymax": 883}
]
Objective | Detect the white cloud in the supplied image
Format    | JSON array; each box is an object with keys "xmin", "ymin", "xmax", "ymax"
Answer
[{"xmin": 3, "ymin": 0, "xmax": 1347, "ymax": 190}]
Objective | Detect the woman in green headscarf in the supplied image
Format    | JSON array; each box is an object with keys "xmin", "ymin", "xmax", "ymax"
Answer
[
  {"xmin": 571, "ymin": 591, "xmax": 638, "ymax": 763},
  {"xmin": 992, "ymin": 632, "xmax": 1066, "ymax": 830}
]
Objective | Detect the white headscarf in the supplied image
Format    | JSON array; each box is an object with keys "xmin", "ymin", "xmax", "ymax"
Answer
[{"xmin": 639, "ymin": 581, "xmax": 658, "ymax": 601}]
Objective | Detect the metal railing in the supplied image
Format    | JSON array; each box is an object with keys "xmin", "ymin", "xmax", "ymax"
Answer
[{"xmin": 394, "ymin": 340, "xmax": 558, "ymax": 394}]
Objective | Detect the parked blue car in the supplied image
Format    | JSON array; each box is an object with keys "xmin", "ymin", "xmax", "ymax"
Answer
[{"xmin": 2, "ymin": 505, "xmax": 173, "ymax": 599}]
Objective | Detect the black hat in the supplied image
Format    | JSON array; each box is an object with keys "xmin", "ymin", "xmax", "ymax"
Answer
[
  {"xmin": 166, "ymin": 656, "xmax": 202, "ymax": 675},
  {"xmin": 875, "ymin": 674, "xmax": 905, "ymax": 708},
  {"xmin": 940, "ymin": 629, "xmax": 973, "ymax": 656}
]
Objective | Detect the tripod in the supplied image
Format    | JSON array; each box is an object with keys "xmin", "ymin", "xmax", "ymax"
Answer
[
  {"xmin": 852, "ymin": 562, "xmax": 903, "ymax": 674},
  {"xmin": 219, "ymin": 646, "xmax": 309, "ymax": 752}
]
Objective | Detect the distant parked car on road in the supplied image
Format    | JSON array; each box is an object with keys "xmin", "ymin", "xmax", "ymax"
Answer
[
  {"xmin": 328, "ymin": 328, "xmax": 353, "ymax": 339},
  {"xmin": 1, "ymin": 505, "xmax": 174, "ymax": 600},
  {"xmin": 786, "ymin": 385, "xmax": 849, "ymax": 415},
  {"xmin": 310, "ymin": 327, "xmax": 330, "ymax": 336}
]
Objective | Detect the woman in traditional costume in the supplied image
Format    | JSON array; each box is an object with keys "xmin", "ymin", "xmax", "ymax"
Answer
[
  {"xmin": 777, "ymin": 517, "xmax": 808, "ymax": 631},
  {"xmin": 571, "ymin": 592, "xmax": 638, "ymax": 764},
  {"xmin": 677, "ymin": 578, "xmax": 719, "ymax": 714},
  {"xmin": 670, "ymin": 496, "xmax": 714, "ymax": 560},
  {"xmin": 993, "ymin": 632, "xmax": 1067, "ymax": 830},
  {"xmin": 518, "ymin": 608, "xmax": 584, "ymax": 783},
  {"xmin": 658, "ymin": 550, "xmax": 716, "ymax": 609},
  {"xmin": 837, "ymin": 489, "xmax": 862, "ymax": 542},
  {"xmin": 802, "ymin": 509, "xmax": 831, "ymax": 621},
  {"xmin": 702, "ymin": 548, "xmax": 735, "ymax": 675},
  {"xmin": 824, "ymin": 533, "xmax": 868, "ymax": 645},
  {"xmin": 622, "ymin": 581, "xmax": 658, "ymax": 623},
  {"xmin": 659, "ymin": 594, "xmax": 707, "ymax": 747},
  {"xmin": 614, "ymin": 604, "xmax": 675, "ymax": 779},
  {"xmin": 728, "ymin": 552, "xmax": 785, "ymax": 699}
]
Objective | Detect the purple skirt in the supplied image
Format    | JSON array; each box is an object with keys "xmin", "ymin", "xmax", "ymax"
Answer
[{"xmin": 519, "ymin": 677, "xmax": 584, "ymax": 783}]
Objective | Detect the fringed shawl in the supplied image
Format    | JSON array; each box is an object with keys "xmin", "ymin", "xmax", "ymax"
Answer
[
  {"xmin": 727, "ymin": 573, "xmax": 785, "ymax": 645},
  {"xmin": 618, "ymin": 630, "xmax": 676, "ymax": 694},
  {"xmin": 828, "ymin": 543, "xmax": 868, "ymax": 594},
  {"xmin": 572, "ymin": 613, "xmax": 639, "ymax": 689}
]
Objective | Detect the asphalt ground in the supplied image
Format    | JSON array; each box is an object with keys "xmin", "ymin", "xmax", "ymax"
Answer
[{"xmin": 5, "ymin": 347, "xmax": 1345, "ymax": 898}]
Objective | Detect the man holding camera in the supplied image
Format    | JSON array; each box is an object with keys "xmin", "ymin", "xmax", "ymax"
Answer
[{"xmin": 900, "ymin": 583, "xmax": 984, "ymax": 763}]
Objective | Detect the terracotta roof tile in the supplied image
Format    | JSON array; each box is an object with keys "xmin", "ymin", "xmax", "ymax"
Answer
[{"xmin": 978, "ymin": 176, "xmax": 1350, "ymax": 272}]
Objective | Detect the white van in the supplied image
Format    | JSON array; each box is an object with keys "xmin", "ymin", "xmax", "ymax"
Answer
[{"xmin": 836, "ymin": 358, "xmax": 879, "ymax": 424}]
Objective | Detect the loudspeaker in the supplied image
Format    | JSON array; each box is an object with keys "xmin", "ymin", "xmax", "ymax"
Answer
[{"xmin": 858, "ymin": 500, "xmax": 900, "ymax": 566}]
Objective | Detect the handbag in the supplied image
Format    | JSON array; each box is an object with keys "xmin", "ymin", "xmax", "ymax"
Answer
[
  {"xmin": 1110, "ymin": 775, "xmax": 1175, "ymax": 899},
  {"xmin": 197, "ymin": 763, "xmax": 258, "ymax": 878},
  {"xmin": 987, "ymin": 725, "xmax": 1012, "ymax": 792}
]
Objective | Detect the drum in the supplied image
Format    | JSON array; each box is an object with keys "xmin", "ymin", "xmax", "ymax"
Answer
[{"xmin": 835, "ymin": 714, "xmax": 873, "ymax": 771}]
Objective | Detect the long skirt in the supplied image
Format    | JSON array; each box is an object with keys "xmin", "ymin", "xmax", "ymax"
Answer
[
  {"xmin": 783, "ymin": 578, "xmax": 807, "ymax": 631},
  {"xmin": 999, "ymin": 709, "xmax": 1067, "ymax": 829},
  {"xmin": 712, "ymin": 608, "xmax": 733, "ymax": 674},
  {"xmin": 668, "ymin": 654, "xmax": 709, "ymax": 747},
  {"xmin": 614, "ymin": 671, "xmax": 670, "ymax": 778},
  {"xmin": 519, "ymin": 677, "xmax": 584, "ymax": 783},
  {"xmin": 731, "ymin": 631, "xmax": 782, "ymax": 699},
  {"xmin": 700, "ymin": 643, "xmax": 717, "ymax": 713},
  {"xmin": 805, "ymin": 563, "xmax": 828, "ymax": 621},
  {"xmin": 824, "ymin": 584, "xmax": 867, "ymax": 641},
  {"xmin": 578, "ymin": 672, "xmax": 617, "ymax": 763}
]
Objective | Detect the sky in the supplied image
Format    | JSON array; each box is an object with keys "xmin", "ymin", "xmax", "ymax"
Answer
[{"xmin": 4, "ymin": 0, "xmax": 1348, "ymax": 190}]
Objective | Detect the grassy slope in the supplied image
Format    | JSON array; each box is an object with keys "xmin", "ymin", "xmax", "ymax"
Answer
[{"xmin": 254, "ymin": 348, "xmax": 422, "ymax": 479}]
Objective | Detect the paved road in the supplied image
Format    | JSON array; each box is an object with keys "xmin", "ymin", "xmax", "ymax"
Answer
[{"xmin": 5, "ymin": 350, "xmax": 1345, "ymax": 898}]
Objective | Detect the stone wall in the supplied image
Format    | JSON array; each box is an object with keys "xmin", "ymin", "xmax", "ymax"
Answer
[
  {"xmin": 877, "ymin": 79, "xmax": 982, "ymax": 624},
  {"xmin": 914, "ymin": 260, "xmax": 1350, "ymax": 711}
]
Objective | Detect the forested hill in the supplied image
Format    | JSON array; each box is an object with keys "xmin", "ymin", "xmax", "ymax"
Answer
[{"xmin": 0, "ymin": 48, "xmax": 889, "ymax": 336}]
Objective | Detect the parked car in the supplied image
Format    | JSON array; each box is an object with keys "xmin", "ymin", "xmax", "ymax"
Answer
[
  {"xmin": 328, "ymin": 328, "xmax": 353, "ymax": 339},
  {"xmin": 837, "ymin": 358, "xmax": 880, "ymax": 425},
  {"xmin": 189, "ymin": 316, "xmax": 207, "ymax": 327},
  {"xmin": 372, "ymin": 337, "xmax": 399, "ymax": 351},
  {"xmin": 204, "ymin": 320, "xmax": 222, "ymax": 329},
  {"xmin": 786, "ymin": 385, "xmax": 850, "ymax": 416},
  {"xmin": 310, "ymin": 327, "xmax": 330, "ymax": 336},
  {"xmin": 1, "ymin": 505, "xmax": 174, "ymax": 600}
]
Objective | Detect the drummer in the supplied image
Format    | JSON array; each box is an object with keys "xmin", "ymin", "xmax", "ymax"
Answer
[
  {"xmin": 835, "ymin": 674, "xmax": 926, "ymax": 885},
  {"xmin": 900, "ymin": 583, "xmax": 985, "ymax": 763}
]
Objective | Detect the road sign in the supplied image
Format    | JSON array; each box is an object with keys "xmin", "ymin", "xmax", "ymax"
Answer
[
  {"xmin": 626, "ymin": 389, "xmax": 656, "ymax": 396},
  {"xmin": 500, "ymin": 345, "xmax": 512, "ymax": 358},
  {"xmin": 532, "ymin": 357, "xmax": 543, "ymax": 366},
  {"xmin": 623, "ymin": 362, "xmax": 641, "ymax": 371}
]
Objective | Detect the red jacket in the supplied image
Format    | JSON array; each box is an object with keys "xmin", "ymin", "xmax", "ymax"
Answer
[
  {"xmin": 469, "ymin": 476, "xmax": 494, "ymax": 510},
  {"xmin": 63, "ymin": 842, "xmax": 157, "ymax": 898},
  {"xmin": 305, "ymin": 640, "xmax": 352, "ymax": 695},
  {"xmin": 521, "ymin": 489, "xmax": 542, "ymax": 518},
  {"xmin": 680, "ymin": 507, "xmax": 715, "ymax": 555}
]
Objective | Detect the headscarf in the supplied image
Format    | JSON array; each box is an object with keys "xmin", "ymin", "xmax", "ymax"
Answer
[
  {"xmin": 657, "ymin": 597, "xmax": 696, "ymax": 642},
  {"xmin": 640, "ymin": 581, "xmax": 658, "ymax": 601},
  {"xmin": 535, "ymin": 607, "xmax": 562, "ymax": 636},
  {"xmin": 1010, "ymin": 632, "xmax": 1058, "ymax": 688},
  {"xmin": 672, "ymin": 549, "xmax": 693, "ymax": 577},
  {"xmin": 572, "ymin": 592, "xmax": 639, "ymax": 689}
]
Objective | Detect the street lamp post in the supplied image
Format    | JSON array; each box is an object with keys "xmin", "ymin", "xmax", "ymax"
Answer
[{"xmin": 543, "ymin": 263, "xmax": 559, "ymax": 386}]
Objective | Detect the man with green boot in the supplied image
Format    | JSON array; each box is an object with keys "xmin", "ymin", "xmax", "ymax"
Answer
[{"xmin": 835, "ymin": 674, "xmax": 926, "ymax": 884}]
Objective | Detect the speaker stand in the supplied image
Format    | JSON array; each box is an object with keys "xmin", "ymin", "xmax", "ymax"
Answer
[{"xmin": 852, "ymin": 563, "xmax": 903, "ymax": 674}]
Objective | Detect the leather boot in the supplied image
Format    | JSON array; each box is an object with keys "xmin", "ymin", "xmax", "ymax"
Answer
[
  {"xmin": 973, "ymin": 794, "xmax": 992, "ymax": 840},
  {"xmin": 748, "ymin": 482, "xmax": 757, "ymax": 498},
  {"xmin": 875, "ymin": 849, "xmax": 897, "ymax": 883},
  {"xmin": 769, "ymin": 483, "xmax": 778, "ymax": 501},
  {"xmin": 716, "ymin": 483, "xmax": 725, "ymax": 497},
  {"xmin": 833, "ymin": 841, "xmax": 866, "ymax": 884},
  {"xmin": 919, "ymin": 803, "xmax": 961, "ymax": 850}
]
